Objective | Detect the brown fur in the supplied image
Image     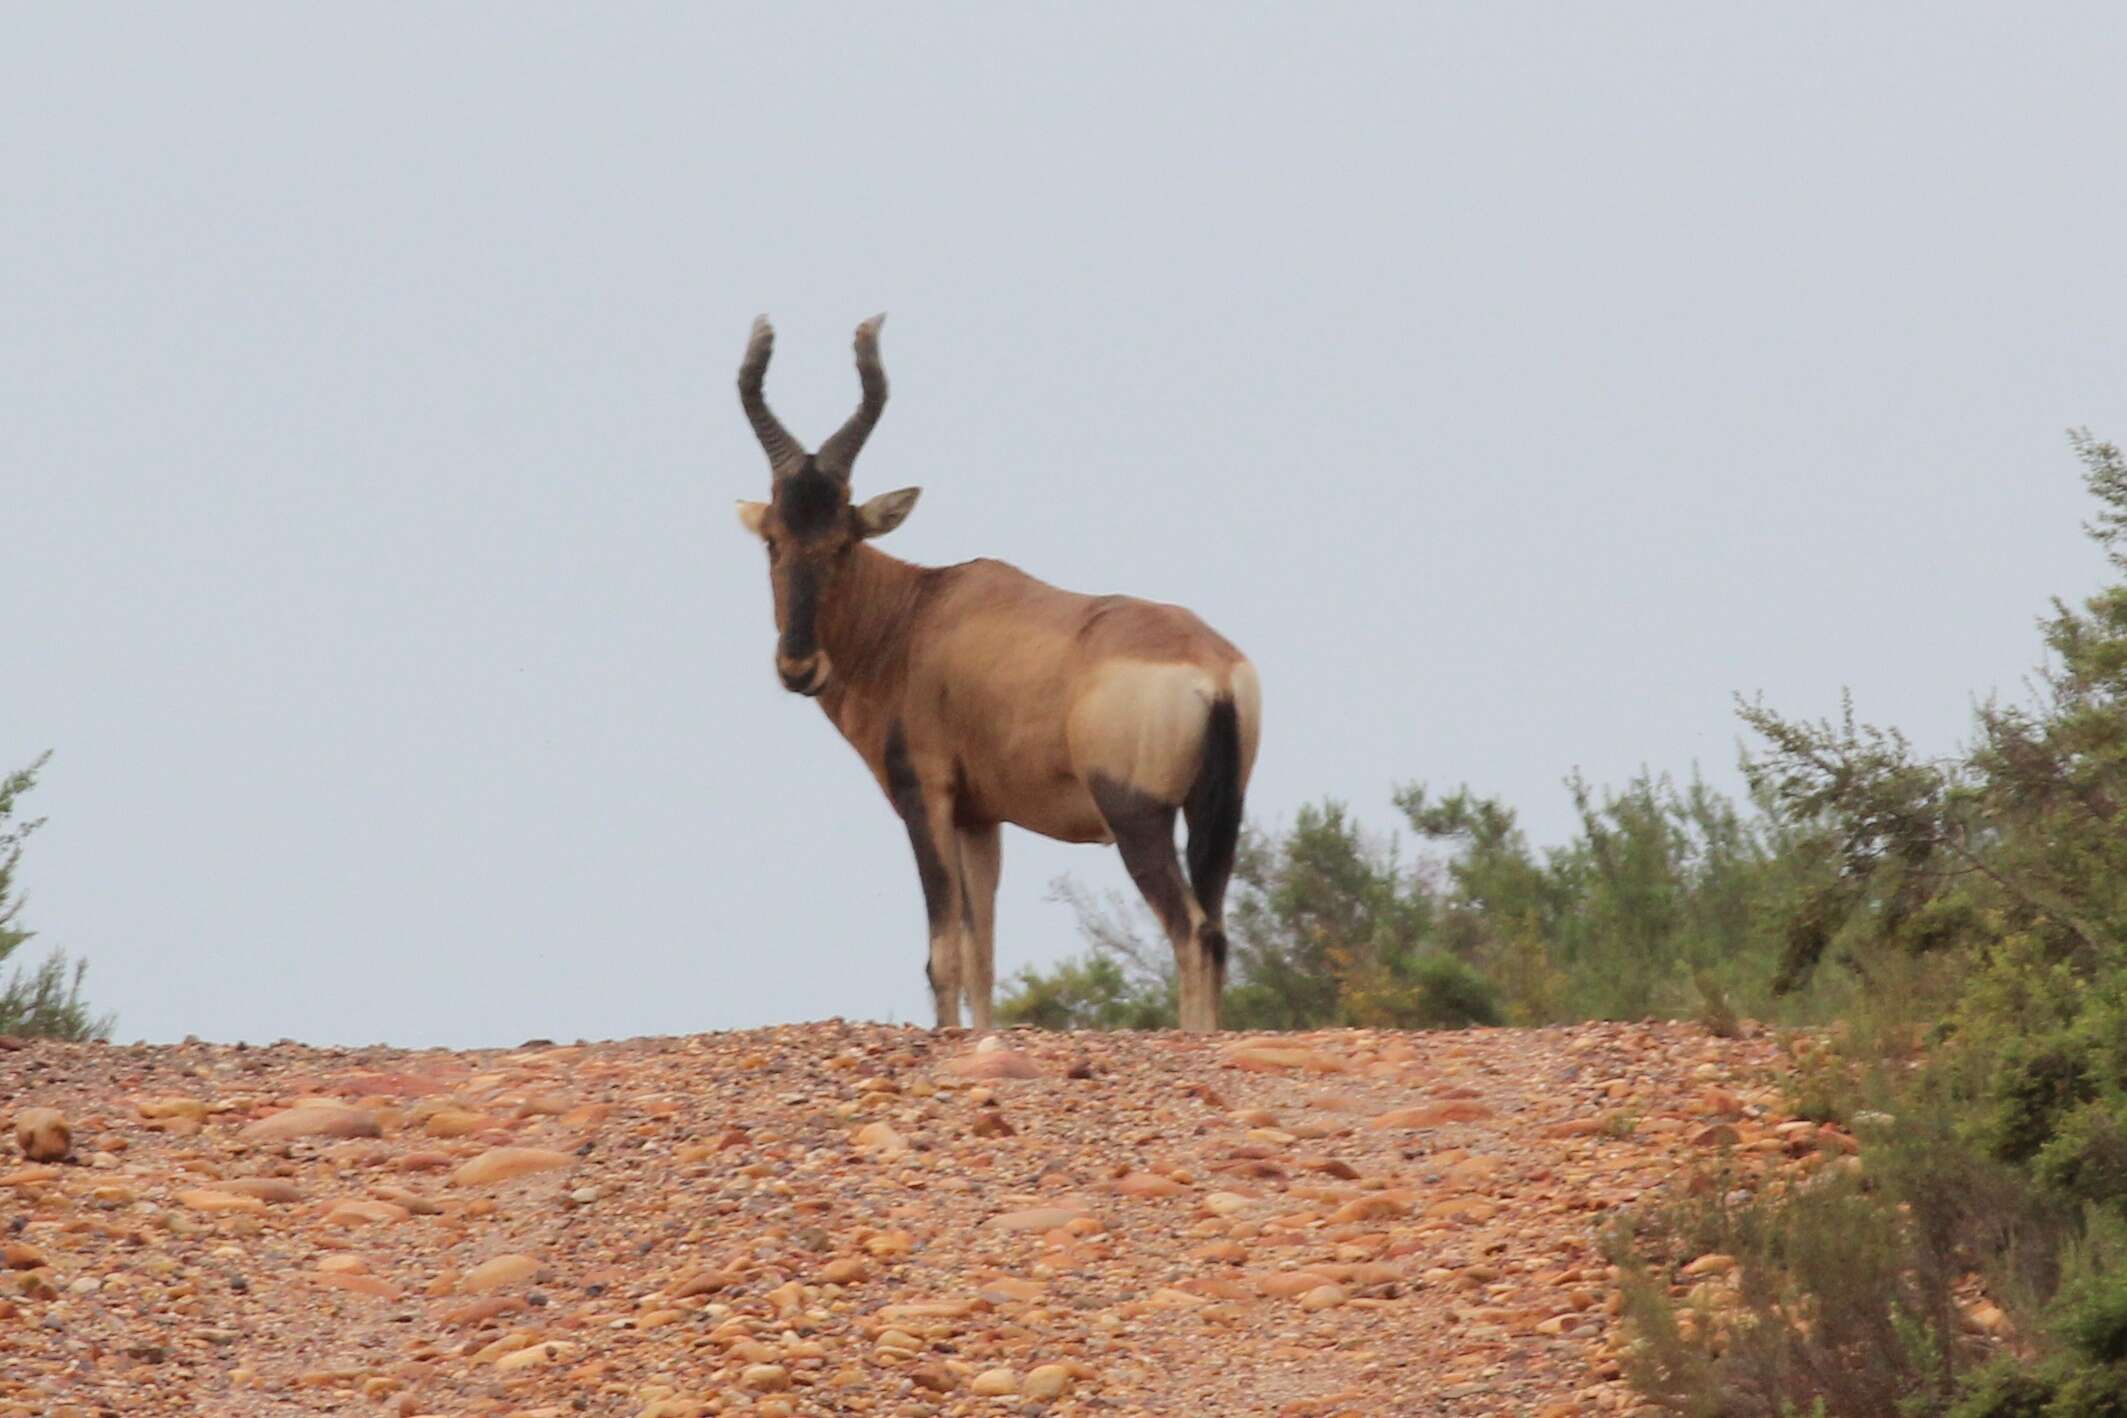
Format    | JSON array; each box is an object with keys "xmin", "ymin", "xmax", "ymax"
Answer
[{"xmin": 734, "ymin": 317, "xmax": 1259, "ymax": 1032}]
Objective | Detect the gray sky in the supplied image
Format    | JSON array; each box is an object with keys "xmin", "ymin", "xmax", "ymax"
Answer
[{"xmin": 6, "ymin": 5, "xmax": 2125, "ymax": 1048}]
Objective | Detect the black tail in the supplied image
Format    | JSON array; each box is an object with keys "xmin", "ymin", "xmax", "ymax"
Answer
[{"xmin": 1183, "ymin": 697, "xmax": 1244, "ymax": 967}]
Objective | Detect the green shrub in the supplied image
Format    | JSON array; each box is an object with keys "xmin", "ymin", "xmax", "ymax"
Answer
[
  {"xmin": 1402, "ymin": 951, "xmax": 1503, "ymax": 1027},
  {"xmin": 0, "ymin": 752, "xmax": 112, "ymax": 1042},
  {"xmin": 0, "ymin": 950, "xmax": 111, "ymax": 1041},
  {"xmin": 2052, "ymin": 1214, "xmax": 2127, "ymax": 1367},
  {"xmin": 1947, "ymin": 1361, "xmax": 2055, "ymax": 1418},
  {"xmin": 2035, "ymin": 1105, "xmax": 2127, "ymax": 1212},
  {"xmin": 1607, "ymin": 1167, "xmax": 1957, "ymax": 1418},
  {"xmin": 996, "ymin": 945, "xmax": 1174, "ymax": 1032}
]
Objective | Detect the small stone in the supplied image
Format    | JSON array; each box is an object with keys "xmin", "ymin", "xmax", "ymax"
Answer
[
  {"xmin": 666, "ymin": 1268, "xmax": 740, "ymax": 1298},
  {"xmin": 1222, "ymin": 1046, "xmax": 1346, "ymax": 1074},
  {"xmin": 1113, "ymin": 1171, "xmax": 1187, "ymax": 1198},
  {"xmin": 369, "ymin": 1185, "xmax": 441, "ymax": 1215},
  {"xmin": 313, "ymin": 1271, "xmax": 401, "ymax": 1300},
  {"xmin": 1330, "ymin": 1192, "xmax": 1412, "ymax": 1223},
  {"xmin": 5, "ymin": 1241, "xmax": 50, "ymax": 1270},
  {"xmin": 864, "ymin": 1230, "xmax": 914, "ymax": 1258},
  {"xmin": 177, "ymin": 1188, "xmax": 267, "ymax": 1215},
  {"xmin": 817, "ymin": 1256, "xmax": 870, "ymax": 1285},
  {"xmin": 211, "ymin": 1178, "xmax": 305, "ymax": 1204},
  {"xmin": 239, "ymin": 1103, "xmax": 380, "ymax": 1142},
  {"xmin": 12, "ymin": 1107, "xmax": 70, "ymax": 1162},
  {"xmin": 909, "ymin": 1364, "xmax": 956, "ymax": 1393},
  {"xmin": 422, "ymin": 1109, "xmax": 496, "ymax": 1138},
  {"xmin": 1441, "ymin": 1156, "xmax": 1502, "ymax": 1188},
  {"xmin": 942, "ymin": 1047, "xmax": 1044, "ymax": 1081},
  {"xmin": 986, "ymin": 1205, "xmax": 1091, "ymax": 1233},
  {"xmin": 739, "ymin": 1363, "xmax": 791, "ymax": 1392},
  {"xmin": 853, "ymin": 1122, "xmax": 909, "ymax": 1158},
  {"xmin": 324, "ymin": 1199, "xmax": 409, "ymax": 1227},
  {"xmin": 1425, "ymin": 1196, "xmax": 1499, "ymax": 1222},
  {"xmin": 1260, "ymin": 1271, "xmax": 1337, "ymax": 1299},
  {"xmin": 971, "ymin": 1368, "xmax": 1020, "ymax": 1396},
  {"xmin": 137, "ymin": 1097, "xmax": 210, "ymax": 1121},
  {"xmin": 1024, "ymin": 1363, "xmax": 1074, "ymax": 1400},
  {"xmin": 0, "ymin": 1165, "xmax": 63, "ymax": 1187},
  {"xmin": 440, "ymin": 1296, "xmax": 523, "ymax": 1327},
  {"xmin": 463, "ymin": 1254, "xmax": 541, "ymax": 1292},
  {"xmin": 1367, "ymin": 1101, "xmax": 1495, "ymax": 1130},
  {"xmin": 450, "ymin": 1146, "xmax": 574, "ymax": 1186},
  {"xmin": 1299, "ymin": 1283, "xmax": 1347, "ymax": 1311},
  {"xmin": 494, "ymin": 1341, "xmax": 573, "ymax": 1373}
]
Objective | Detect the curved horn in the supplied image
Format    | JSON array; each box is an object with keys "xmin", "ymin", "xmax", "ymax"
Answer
[
  {"xmin": 814, "ymin": 313, "xmax": 888, "ymax": 481},
  {"xmin": 737, "ymin": 315, "xmax": 806, "ymax": 476}
]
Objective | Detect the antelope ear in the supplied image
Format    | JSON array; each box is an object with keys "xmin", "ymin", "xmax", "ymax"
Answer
[
  {"xmin": 856, "ymin": 486, "xmax": 921, "ymax": 539},
  {"xmin": 735, "ymin": 499, "xmax": 770, "ymax": 537}
]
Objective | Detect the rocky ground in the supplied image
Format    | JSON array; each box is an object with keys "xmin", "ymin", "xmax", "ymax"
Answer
[{"xmin": 0, "ymin": 1019, "xmax": 1835, "ymax": 1417}]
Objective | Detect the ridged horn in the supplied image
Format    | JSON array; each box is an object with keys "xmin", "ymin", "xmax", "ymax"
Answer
[
  {"xmin": 737, "ymin": 315, "xmax": 806, "ymax": 477},
  {"xmin": 814, "ymin": 314, "xmax": 888, "ymax": 481}
]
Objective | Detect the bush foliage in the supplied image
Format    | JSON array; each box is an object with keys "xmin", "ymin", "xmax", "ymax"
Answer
[
  {"xmin": 1002, "ymin": 429, "xmax": 2127, "ymax": 1413},
  {"xmin": 1004, "ymin": 768, "xmax": 1826, "ymax": 1035},
  {"xmin": 0, "ymin": 752, "xmax": 112, "ymax": 1041}
]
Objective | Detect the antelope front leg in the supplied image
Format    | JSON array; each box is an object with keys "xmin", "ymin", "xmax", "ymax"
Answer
[
  {"xmin": 911, "ymin": 798, "xmax": 967, "ymax": 1029},
  {"xmin": 887, "ymin": 752, "xmax": 968, "ymax": 1028}
]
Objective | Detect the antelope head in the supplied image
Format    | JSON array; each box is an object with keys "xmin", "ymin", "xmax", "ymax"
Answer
[{"xmin": 734, "ymin": 314, "xmax": 922, "ymax": 696}]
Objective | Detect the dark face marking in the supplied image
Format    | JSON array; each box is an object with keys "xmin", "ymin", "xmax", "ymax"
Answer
[
  {"xmin": 779, "ymin": 561, "xmax": 823, "ymax": 662},
  {"xmin": 760, "ymin": 461, "xmax": 857, "ymax": 678},
  {"xmin": 885, "ymin": 723, "xmax": 953, "ymax": 933},
  {"xmin": 774, "ymin": 460, "xmax": 844, "ymax": 537}
]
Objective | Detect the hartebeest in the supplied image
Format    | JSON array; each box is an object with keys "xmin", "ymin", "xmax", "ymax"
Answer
[{"xmin": 731, "ymin": 315, "xmax": 1261, "ymax": 1033}]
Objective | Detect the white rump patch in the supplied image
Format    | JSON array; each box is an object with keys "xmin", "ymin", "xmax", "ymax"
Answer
[{"xmin": 1067, "ymin": 660, "xmax": 1223, "ymax": 804}]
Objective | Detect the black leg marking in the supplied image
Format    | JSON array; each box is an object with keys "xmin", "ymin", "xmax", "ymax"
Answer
[
  {"xmin": 885, "ymin": 723, "xmax": 951, "ymax": 930},
  {"xmin": 957, "ymin": 861, "xmax": 978, "ymax": 934},
  {"xmin": 1200, "ymin": 925, "xmax": 1230, "ymax": 973},
  {"xmin": 1091, "ymin": 777, "xmax": 1191, "ymax": 940}
]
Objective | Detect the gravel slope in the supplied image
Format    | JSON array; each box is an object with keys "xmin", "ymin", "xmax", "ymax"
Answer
[{"xmin": 0, "ymin": 1020, "xmax": 1822, "ymax": 1416}]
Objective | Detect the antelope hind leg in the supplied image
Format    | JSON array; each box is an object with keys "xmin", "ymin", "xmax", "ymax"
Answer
[{"xmin": 1091, "ymin": 778, "xmax": 1209, "ymax": 1032}]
